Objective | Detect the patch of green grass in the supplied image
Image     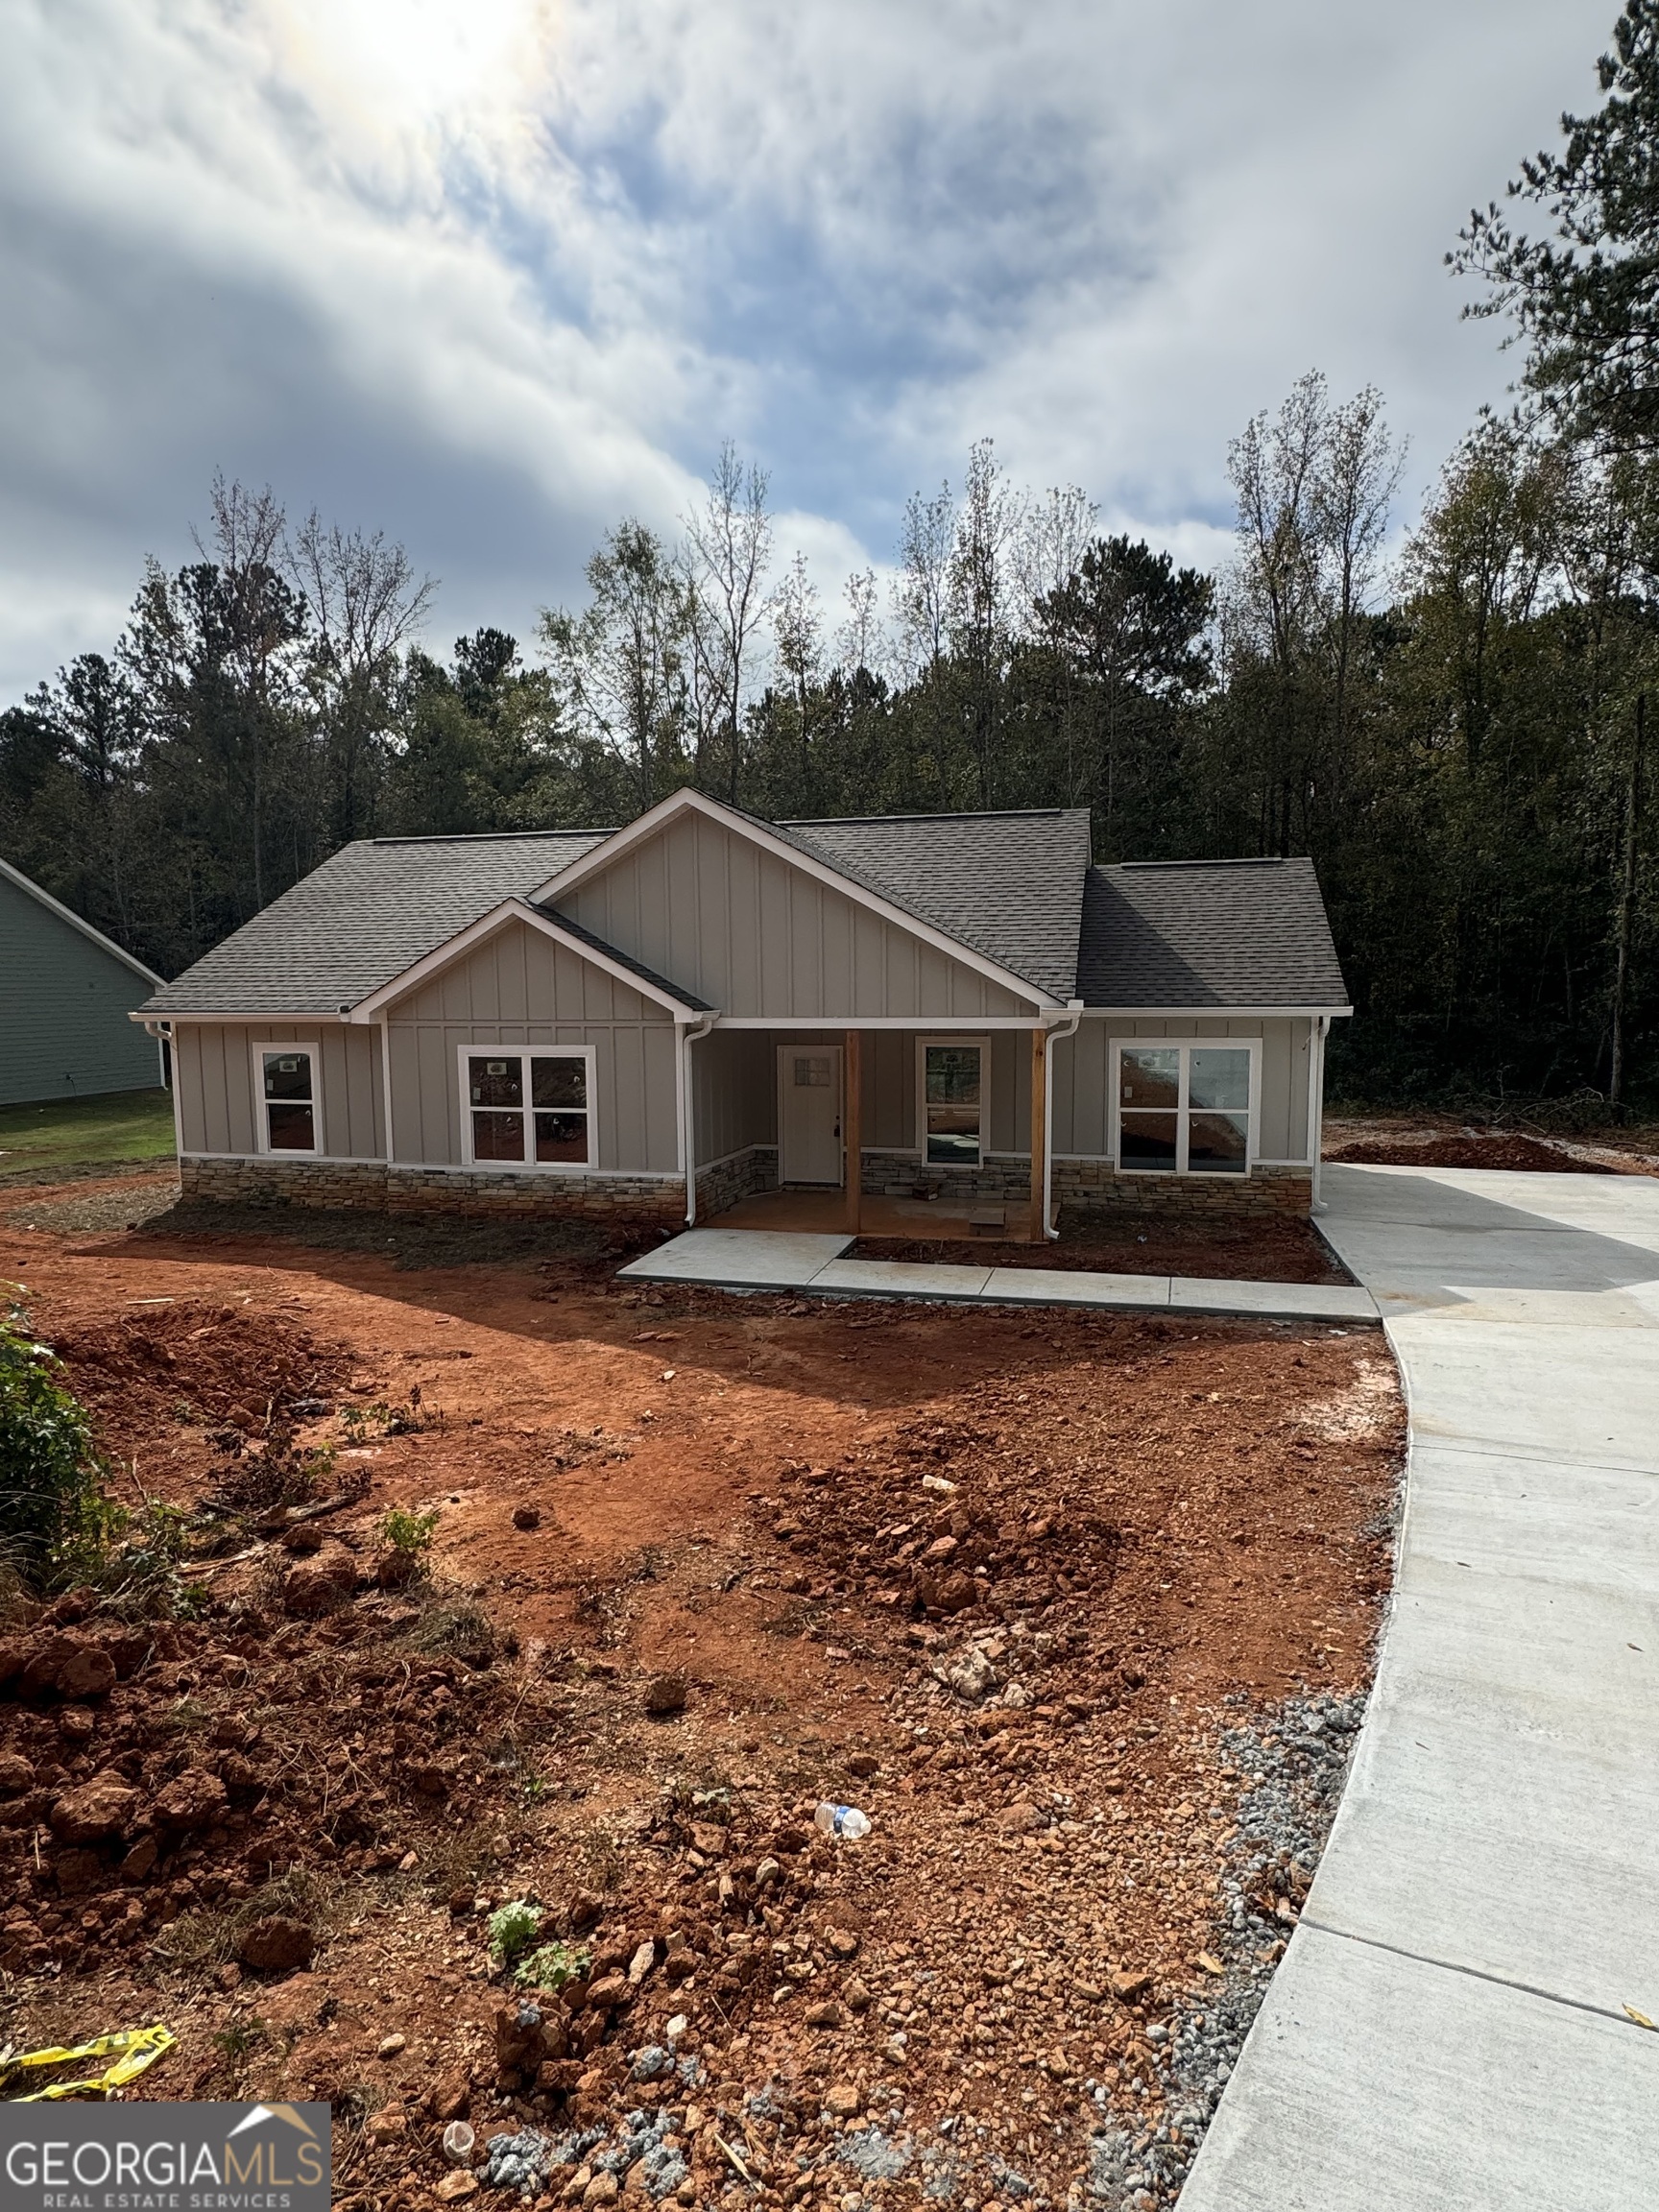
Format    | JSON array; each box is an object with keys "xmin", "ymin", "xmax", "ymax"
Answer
[{"xmin": 0, "ymin": 1089, "xmax": 175, "ymax": 1176}]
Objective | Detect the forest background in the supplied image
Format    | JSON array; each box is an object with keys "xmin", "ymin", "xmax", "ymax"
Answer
[{"xmin": 8, "ymin": 2, "xmax": 1659, "ymax": 1113}]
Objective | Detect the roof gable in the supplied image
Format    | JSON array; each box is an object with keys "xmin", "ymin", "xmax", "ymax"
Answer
[
  {"xmin": 1078, "ymin": 858, "xmax": 1349, "ymax": 1010},
  {"xmin": 0, "ymin": 857, "xmax": 162, "ymax": 987}
]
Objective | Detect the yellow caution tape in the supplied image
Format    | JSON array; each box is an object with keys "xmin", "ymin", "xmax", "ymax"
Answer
[{"xmin": 1, "ymin": 2023, "xmax": 176, "ymax": 2101}]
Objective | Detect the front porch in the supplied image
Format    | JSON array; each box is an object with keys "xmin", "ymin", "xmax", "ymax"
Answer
[{"xmin": 710, "ymin": 1182, "xmax": 1047, "ymax": 1244}]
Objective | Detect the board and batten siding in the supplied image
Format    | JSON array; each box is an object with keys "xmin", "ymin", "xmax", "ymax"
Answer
[
  {"xmin": 1050, "ymin": 1016, "xmax": 1313, "ymax": 1163},
  {"xmin": 0, "ymin": 872, "xmax": 162, "ymax": 1106},
  {"xmin": 383, "ymin": 921, "xmax": 679, "ymax": 1173},
  {"xmin": 556, "ymin": 810, "xmax": 1039, "ymax": 1022},
  {"xmin": 693, "ymin": 1026, "xmax": 1031, "ymax": 1166},
  {"xmin": 176, "ymin": 1022, "xmax": 384, "ymax": 1159}
]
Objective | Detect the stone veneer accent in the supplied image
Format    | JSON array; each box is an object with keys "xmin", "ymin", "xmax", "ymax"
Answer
[
  {"xmin": 693, "ymin": 1144, "xmax": 779, "ymax": 1219},
  {"xmin": 859, "ymin": 1149, "xmax": 1033, "ymax": 1203},
  {"xmin": 1051, "ymin": 1158, "xmax": 1313, "ymax": 1217},
  {"xmin": 180, "ymin": 1155, "xmax": 686, "ymax": 1227}
]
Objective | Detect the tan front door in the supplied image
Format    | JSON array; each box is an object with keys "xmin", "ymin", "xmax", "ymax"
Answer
[{"xmin": 778, "ymin": 1046, "xmax": 843, "ymax": 1185}]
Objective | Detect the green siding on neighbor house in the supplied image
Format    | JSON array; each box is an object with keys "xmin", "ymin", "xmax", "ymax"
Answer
[{"xmin": 0, "ymin": 871, "xmax": 162, "ymax": 1106}]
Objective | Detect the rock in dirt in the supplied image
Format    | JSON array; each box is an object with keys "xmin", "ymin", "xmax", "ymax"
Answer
[
  {"xmin": 48, "ymin": 1770, "xmax": 139, "ymax": 1844},
  {"xmin": 824, "ymin": 2084, "xmax": 862, "ymax": 2119},
  {"xmin": 53, "ymin": 1849, "xmax": 105, "ymax": 1894},
  {"xmin": 365, "ymin": 2108, "xmax": 406, "ymax": 2146},
  {"xmin": 805, "ymin": 2000, "xmax": 843, "ymax": 2029},
  {"xmin": 238, "ymin": 1915, "xmax": 316, "ymax": 1974},
  {"xmin": 934, "ymin": 1644, "xmax": 999, "ymax": 1702},
  {"xmin": 436, "ymin": 2173, "xmax": 477, "ymax": 2202},
  {"xmin": 4, "ymin": 1632, "xmax": 119, "ymax": 1700},
  {"xmin": 997, "ymin": 1798, "xmax": 1043, "ymax": 1835},
  {"xmin": 150, "ymin": 1767, "xmax": 229, "ymax": 1833},
  {"xmin": 1109, "ymin": 1966, "xmax": 1152, "ymax": 2002},
  {"xmin": 0, "ymin": 1753, "xmax": 33, "ymax": 1793},
  {"xmin": 512, "ymin": 1505, "xmax": 541, "ymax": 1531},
  {"xmin": 431, "ymin": 2079, "xmax": 471, "ymax": 2125},
  {"xmin": 643, "ymin": 1672, "xmax": 687, "ymax": 1718},
  {"xmin": 281, "ymin": 1546, "xmax": 357, "ymax": 1615}
]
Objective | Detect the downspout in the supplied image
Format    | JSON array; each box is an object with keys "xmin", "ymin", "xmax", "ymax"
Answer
[
  {"xmin": 1310, "ymin": 1014, "xmax": 1331, "ymax": 1213},
  {"xmin": 681, "ymin": 1013, "xmax": 718, "ymax": 1226},
  {"xmin": 1043, "ymin": 1002, "xmax": 1085, "ymax": 1240},
  {"xmin": 143, "ymin": 1020, "xmax": 183, "ymax": 1164}
]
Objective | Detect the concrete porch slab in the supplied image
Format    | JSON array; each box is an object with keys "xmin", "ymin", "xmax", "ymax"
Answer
[{"xmin": 615, "ymin": 1228, "xmax": 852, "ymax": 1287}]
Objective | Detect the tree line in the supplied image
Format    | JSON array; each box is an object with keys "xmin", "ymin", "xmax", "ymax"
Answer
[{"xmin": 7, "ymin": 1, "xmax": 1659, "ymax": 1109}]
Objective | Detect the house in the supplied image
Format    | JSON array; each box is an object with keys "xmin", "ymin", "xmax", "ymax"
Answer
[
  {"xmin": 1, "ymin": 857, "xmax": 166, "ymax": 1107},
  {"xmin": 130, "ymin": 789, "xmax": 1350, "ymax": 1238}
]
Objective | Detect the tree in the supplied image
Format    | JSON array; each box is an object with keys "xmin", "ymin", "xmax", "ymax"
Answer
[
  {"xmin": 683, "ymin": 443, "xmax": 773, "ymax": 805},
  {"xmin": 1454, "ymin": 1, "xmax": 1659, "ymax": 450},
  {"xmin": 539, "ymin": 521, "xmax": 689, "ymax": 811},
  {"xmin": 767, "ymin": 552, "xmax": 824, "ymax": 813},
  {"xmin": 287, "ymin": 512, "xmax": 434, "ymax": 844}
]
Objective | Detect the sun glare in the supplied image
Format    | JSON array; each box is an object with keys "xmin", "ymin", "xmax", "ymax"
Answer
[{"xmin": 262, "ymin": 0, "xmax": 555, "ymax": 142}]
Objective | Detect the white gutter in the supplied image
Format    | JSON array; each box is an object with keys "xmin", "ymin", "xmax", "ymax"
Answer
[
  {"xmin": 1310, "ymin": 1013, "xmax": 1331, "ymax": 1212},
  {"xmin": 1043, "ymin": 1002, "xmax": 1085, "ymax": 1240},
  {"xmin": 679, "ymin": 1013, "xmax": 719, "ymax": 1225}
]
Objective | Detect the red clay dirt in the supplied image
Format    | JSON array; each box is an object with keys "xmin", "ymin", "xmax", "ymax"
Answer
[
  {"xmin": 855, "ymin": 1209, "xmax": 1350, "ymax": 1284},
  {"xmin": 1323, "ymin": 1132, "xmax": 1613, "ymax": 1174},
  {"xmin": 0, "ymin": 1201, "xmax": 1402, "ymax": 2210}
]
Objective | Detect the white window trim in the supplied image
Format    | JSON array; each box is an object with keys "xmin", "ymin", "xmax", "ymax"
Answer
[
  {"xmin": 914, "ymin": 1033, "xmax": 993, "ymax": 1168},
  {"xmin": 456, "ymin": 1044, "xmax": 599, "ymax": 1174},
  {"xmin": 1110, "ymin": 1037, "xmax": 1260, "ymax": 1177},
  {"xmin": 251, "ymin": 1040, "xmax": 325, "ymax": 1158}
]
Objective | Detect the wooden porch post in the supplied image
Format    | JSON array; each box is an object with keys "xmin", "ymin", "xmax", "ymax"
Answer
[
  {"xmin": 1028, "ymin": 1024, "xmax": 1047, "ymax": 1245},
  {"xmin": 845, "ymin": 1028, "xmax": 863, "ymax": 1235}
]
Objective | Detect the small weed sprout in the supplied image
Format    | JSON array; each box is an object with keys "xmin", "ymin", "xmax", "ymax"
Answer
[
  {"xmin": 381, "ymin": 1506, "xmax": 440, "ymax": 1557},
  {"xmin": 487, "ymin": 1900, "xmax": 543, "ymax": 1966},
  {"xmin": 514, "ymin": 1940, "xmax": 590, "ymax": 1991}
]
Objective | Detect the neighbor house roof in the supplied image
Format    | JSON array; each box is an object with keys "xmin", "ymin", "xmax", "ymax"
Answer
[
  {"xmin": 138, "ymin": 830, "xmax": 610, "ymax": 1013},
  {"xmin": 780, "ymin": 807, "xmax": 1093, "ymax": 1003},
  {"xmin": 1077, "ymin": 858, "xmax": 1349, "ymax": 1009}
]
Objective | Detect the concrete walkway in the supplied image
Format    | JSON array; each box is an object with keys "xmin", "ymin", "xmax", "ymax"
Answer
[
  {"xmin": 615, "ymin": 1225, "xmax": 1379, "ymax": 1325},
  {"xmin": 1181, "ymin": 1164, "xmax": 1659, "ymax": 2211}
]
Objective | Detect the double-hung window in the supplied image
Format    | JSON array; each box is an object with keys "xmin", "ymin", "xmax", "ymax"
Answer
[
  {"xmin": 1115, "ymin": 1041, "xmax": 1255, "ymax": 1175},
  {"xmin": 253, "ymin": 1045, "xmax": 322, "ymax": 1155},
  {"xmin": 916, "ymin": 1037, "xmax": 989, "ymax": 1166},
  {"xmin": 461, "ymin": 1047, "xmax": 594, "ymax": 1169}
]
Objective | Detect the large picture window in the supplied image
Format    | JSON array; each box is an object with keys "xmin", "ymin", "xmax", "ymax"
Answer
[
  {"xmin": 916, "ymin": 1036, "xmax": 990, "ymax": 1166},
  {"xmin": 460, "ymin": 1047, "xmax": 594, "ymax": 1169},
  {"xmin": 252, "ymin": 1044, "xmax": 322, "ymax": 1155},
  {"xmin": 1114, "ymin": 1041, "xmax": 1255, "ymax": 1175}
]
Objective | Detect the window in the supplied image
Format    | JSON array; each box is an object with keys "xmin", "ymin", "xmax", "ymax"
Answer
[
  {"xmin": 1115, "ymin": 1041, "xmax": 1254, "ymax": 1175},
  {"xmin": 460, "ymin": 1047, "xmax": 594, "ymax": 1169},
  {"xmin": 916, "ymin": 1037, "xmax": 989, "ymax": 1166},
  {"xmin": 253, "ymin": 1045, "xmax": 321, "ymax": 1155}
]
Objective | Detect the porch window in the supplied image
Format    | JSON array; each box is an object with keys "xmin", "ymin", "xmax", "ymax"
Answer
[
  {"xmin": 462, "ymin": 1048, "xmax": 593, "ymax": 1168},
  {"xmin": 254, "ymin": 1045, "xmax": 320, "ymax": 1154},
  {"xmin": 1116, "ymin": 1041, "xmax": 1254, "ymax": 1174},
  {"xmin": 918, "ymin": 1039, "xmax": 987, "ymax": 1166}
]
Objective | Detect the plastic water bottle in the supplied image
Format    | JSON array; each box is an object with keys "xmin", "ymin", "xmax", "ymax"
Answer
[{"xmin": 814, "ymin": 1801, "xmax": 871, "ymax": 1841}]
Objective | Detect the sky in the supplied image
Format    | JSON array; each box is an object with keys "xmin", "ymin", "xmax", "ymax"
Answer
[{"xmin": 0, "ymin": 0, "xmax": 1616, "ymax": 703}]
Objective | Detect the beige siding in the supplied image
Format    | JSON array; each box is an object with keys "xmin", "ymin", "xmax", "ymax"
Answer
[
  {"xmin": 384, "ymin": 919, "xmax": 679, "ymax": 1173},
  {"xmin": 558, "ymin": 811, "xmax": 1039, "ymax": 1019},
  {"xmin": 176, "ymin": 1022, "xmax": 384, "ymax": 1160},
  {"xmin": 1052, "ymin": 1016, "xmax": 1312, "ymax": 1163}
]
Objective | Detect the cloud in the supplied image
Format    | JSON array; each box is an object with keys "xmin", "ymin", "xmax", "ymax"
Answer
[{"xmin": 0, "ymin": 0, "xmax": 1615, "ymax": 701}]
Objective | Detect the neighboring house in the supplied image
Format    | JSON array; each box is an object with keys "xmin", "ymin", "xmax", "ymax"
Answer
[
  {"xmin": 1, "ymin": 857, "xmax": 165, "ymax": 1107},
  {"xmin": 131, "ymin": 789, "xmax": 1350, "ymax": 1235}
]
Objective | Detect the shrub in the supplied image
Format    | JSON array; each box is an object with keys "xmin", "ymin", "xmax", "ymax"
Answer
[
  {"xmin": 0, "ymin": 1286, "xmax": 112, "ymax": 1582},
  {"xmin": 513, "ymin": 1939, "xmax": 590, "ymax": 1991}
]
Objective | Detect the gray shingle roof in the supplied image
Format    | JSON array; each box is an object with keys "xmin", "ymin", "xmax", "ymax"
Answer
[
  {"xmin": 1077, "ymin": 858, "xmax": 1348, "ymax": 1009},
  {"xmin": 140, "ymin": 831, "xmax": 610, "ymax": 1013},
  {"xmin": 538, "ymin": 908, "xmax": 712, "ymax": 1012},
  {"xmin": 781, "ymin": 808, "xmax": 1093, "ymax": 1001}
]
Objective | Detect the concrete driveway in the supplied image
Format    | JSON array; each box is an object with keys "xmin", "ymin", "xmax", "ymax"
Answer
[{"xmin": 1179, "ymin": 1163, "xmax": 1659, "ymax": 2212}]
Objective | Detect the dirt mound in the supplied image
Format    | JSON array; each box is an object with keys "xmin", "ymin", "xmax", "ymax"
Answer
[
  {"xmin": 0, "ymin": 1587, "xmax": 519, "ymax": 1986},
  {"xmin": 1325, "ymin": 1133, "xmax": 1612, "ymax": 1174},
  {"xmin": 45, "ymin": 1300, "xmax": 354, "ymax": 1455},
  {"xmin": 856, "ymin": 1209, "xmax": 1351, "ymax": 1284}
]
